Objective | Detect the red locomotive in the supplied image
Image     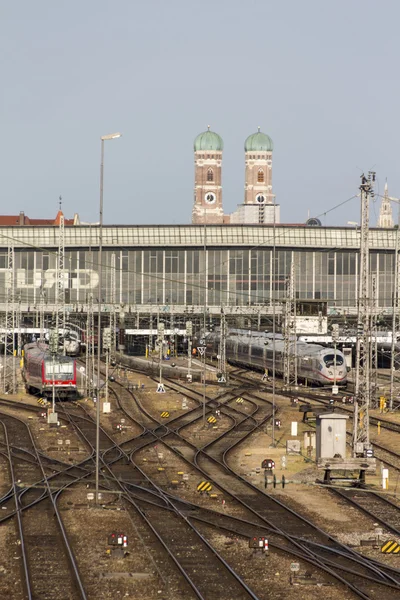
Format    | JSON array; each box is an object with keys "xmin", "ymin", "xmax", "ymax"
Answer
[{"xmin": 23, "ymin": 342, "xmax": 77, "ymax": 399}]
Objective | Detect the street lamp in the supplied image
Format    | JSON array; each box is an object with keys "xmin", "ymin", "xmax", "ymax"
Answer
[{"xmin": 96, "ymin": 132, "xmax": 122, "ymax": 503}]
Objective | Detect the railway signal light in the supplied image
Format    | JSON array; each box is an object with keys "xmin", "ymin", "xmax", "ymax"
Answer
[
  {"xmin": 103, "ymin": 328, "xmax": 111, "ymax": 351},
  {"xmin": 249, "ymin": 536, "xmax": 269, "ymax": 552},
  {"xmin": 262, "ymin": 459, "xmax": 275, "ymax": 470},
  {"xmin": 108, "ymin": 532, "xmax": 128, "ymax": 547}
]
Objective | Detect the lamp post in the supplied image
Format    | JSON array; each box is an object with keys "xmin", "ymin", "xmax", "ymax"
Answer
[{"xmin": 96, "ymin": 132, "xmax": 121, "ymax": 504}]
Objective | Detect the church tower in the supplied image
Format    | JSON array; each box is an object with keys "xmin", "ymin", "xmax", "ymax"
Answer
[
  {"xmin": 244, "ymin": 127, "xmax": 274, "ymax": 206},
  {"xmin": 192, "ymin": 127, "xmax": 224, "ymax": 224},
  {"xmin": 377, "ymin": 181, "xmax": 394, "ymax": 228}
]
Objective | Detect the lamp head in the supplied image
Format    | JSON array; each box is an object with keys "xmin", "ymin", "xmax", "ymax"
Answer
[{"xmin": 101, "ymin": 132, "xmax": 122, "ymax": 141}]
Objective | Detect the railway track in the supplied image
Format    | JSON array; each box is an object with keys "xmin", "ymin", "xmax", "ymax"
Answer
[
  {"xmin": 100, "ymin": 369, "xmax": 400, "ymax": 598},
  {"xmin": 57, "ymin": 395, "xmax": 262, "ymax": 599},
  {"xmin": 2, "ymin": 360, "xmax": 400, "ymax": 598},
  {"xmin": 0, "ymin": 411, "xmax": 86, "ymax": 600},
  {"xmin": 228, "ymin": 368, "xmax": 400, "ymax": 551}
]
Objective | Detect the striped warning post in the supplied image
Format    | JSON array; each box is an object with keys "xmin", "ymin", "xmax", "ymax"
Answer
[
  {"xmin": 160, "ymin": 411, "xmax": 170, "ymax": 418},
  {"xmin": 207, "ymin": 415, "xmax": 217, "ymax": 424},
  {"xmin": 381, "ymin": 540, "xmax": 400, "ymax": 554},
  {"xmin": 236, "ymin": 397, "xmax": 244, "ymax": 404},
  {"xmin": 37, "ymin": 398, "xmax": 47, "ymax": 406},
  {"xmin": 197, "ymin": 481, "xmax": 212, "ymax": 493}
]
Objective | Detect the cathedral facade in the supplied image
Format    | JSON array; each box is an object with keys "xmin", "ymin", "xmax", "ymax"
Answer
[{"xmin": 192, "ymin": 126, "xmax": 280, "ymax": 225}]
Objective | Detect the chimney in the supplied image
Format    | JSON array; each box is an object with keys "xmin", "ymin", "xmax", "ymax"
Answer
[{"xmin": 19, "ymin": 211, "xmax": 25, "ymax": 225}]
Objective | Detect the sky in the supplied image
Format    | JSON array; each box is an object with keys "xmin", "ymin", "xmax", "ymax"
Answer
[{"xmin": 1, "ymin": 0, "xmax": 399, "ymax": 226}]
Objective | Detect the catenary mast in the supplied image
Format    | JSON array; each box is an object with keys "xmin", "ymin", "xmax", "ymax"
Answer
[
  {"xmin": 283, "ymin": 259, "xmax": 297, "ymax": 388},
  {"xmin": 3, "ymin": 242, "xmax": 16, "ymax": 393},
  {"xmin": 353, "ymin": 172, "xmax": 375, "ymax": 456}
]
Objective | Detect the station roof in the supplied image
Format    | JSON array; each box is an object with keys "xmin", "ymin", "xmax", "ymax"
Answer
[{"xmin": 0, "ymin": 223, "xmax": 397, "ymax": 251}]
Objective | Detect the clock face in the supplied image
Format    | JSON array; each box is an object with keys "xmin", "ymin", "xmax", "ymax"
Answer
[
  {"xmin": 256, "ymin": 194, "xmax": 266, "ymax": 204},
  {"xmin": 205, "ymin": 192, "xmax": 216, "ymax": 204}
]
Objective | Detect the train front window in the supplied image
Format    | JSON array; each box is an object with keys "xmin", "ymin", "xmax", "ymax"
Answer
[
  {"xmin": 45, "ymin": 362, "xmax": 74, "ymax": 379},
  {"xmin": 323, "ymin": 354, "xmax": 344, "ymax": 367}
]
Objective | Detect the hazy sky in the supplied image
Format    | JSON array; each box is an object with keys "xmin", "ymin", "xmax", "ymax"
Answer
[{"xmin": 1, "ymin": 1, "xmax": 399, "ymax": 226}]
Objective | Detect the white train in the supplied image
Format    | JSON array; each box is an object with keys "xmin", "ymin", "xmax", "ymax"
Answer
[
  {"xmin": 63, "ymin": 330, "xmax": 81, "ymax": 356},
  {"xmin": 206, "ymin": 329, "xmax": 348, "ymax": 386}
]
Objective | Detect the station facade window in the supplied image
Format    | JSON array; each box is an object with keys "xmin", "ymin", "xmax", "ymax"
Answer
[{"xmin": 0, "ymin": 243, "xmax": 395, "ymax": 311}]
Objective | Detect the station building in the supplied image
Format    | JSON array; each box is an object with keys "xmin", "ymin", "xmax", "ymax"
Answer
[
  {"xmin": 0, "ymin": 128, "xmax": 396, "ymax": 327},
  {"xmin": 0, "ymin": 223, "xmax": 396, "ymax": 321}
]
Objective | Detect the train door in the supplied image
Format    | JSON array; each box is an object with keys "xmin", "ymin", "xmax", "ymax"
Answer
[{"xmin": 342, "ymin": 347, "xmax": 352, "ymax": 371}]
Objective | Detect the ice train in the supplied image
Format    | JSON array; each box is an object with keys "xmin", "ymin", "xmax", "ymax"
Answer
[{"xmin": 205, "ymin": 329, "xmax": 348, "ymax": 386}]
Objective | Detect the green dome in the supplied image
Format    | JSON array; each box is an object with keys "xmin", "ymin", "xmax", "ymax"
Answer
[
  {"xmin": 194, "ymin": 128, "xmax": 223, "ymax": 152},
  {"xmin": 245, "ymin": 129, "xmax": 273, "ymax": 152}
]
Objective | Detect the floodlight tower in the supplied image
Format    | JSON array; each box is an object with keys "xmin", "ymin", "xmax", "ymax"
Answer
[
  {"xmin": 353, "ymin": 172, "xmax": 375, "ymax": 456},
  {"xmin": 3, "ymin": 243, "xmax": 16, "ymax": 393},
  {"xmin": 283, "ymin": 260, "xmax": 297, "ymax": 388}
]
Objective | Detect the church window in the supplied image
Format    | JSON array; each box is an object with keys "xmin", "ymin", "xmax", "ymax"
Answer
[
  {"xmin": 207, "ymin": 168, "xmax": 214, "ymax": 182},
  {"xmin": 257, "ymin": 169, "xmax": 264, "ymax": 183}
]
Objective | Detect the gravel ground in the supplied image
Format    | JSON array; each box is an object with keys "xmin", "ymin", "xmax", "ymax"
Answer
[
  {"xmin": 59, "ymin": 485, "xmax": 195, "ymax": 600},
  {"xmin": 2, "ymin": 372, "xmax": 400, "ymax": 598},
  {"xmin": 195, "ymin": 524, "xmax": 357, "ymax": 600},
  {"xmin": 0, "ymin": 450, "xmax": 25, "ymax": 600}
]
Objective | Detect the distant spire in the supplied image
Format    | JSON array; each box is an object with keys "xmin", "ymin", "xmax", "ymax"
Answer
[
  {"xmin": 258, "ymin": 126, "xmax": 261, "ymax": 132},
  {"xmin": 377, "ymin": 179, "xmax": 394, "ymax": 228},
  {"xmin": 207, "ymin": 124, "xmax": 210, "ymax": 131},
  {"xmin": 59, "ymin": 195, "xmax": 62, "ymax": 210}
]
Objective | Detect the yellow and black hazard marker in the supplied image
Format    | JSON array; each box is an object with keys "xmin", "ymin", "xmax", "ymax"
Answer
[
  {"xmin": 236, "ymin": 397, "xmax": 244, "ymax": 404},
  {"xmin": 381, "ymin": 540, "xmax": 400, "ymax": 554},
  {"xmin": 160, "ymin": 411, "xmax": 170, "ymax": 418},
  {"xmin": 207, "ymin": 415, "xmax": 217, "ymax": 424},
  {"xmin": 37, "ymin": 398, "xmax": 47, "ymax": 406},
  {"xmin": 197, "ymin": 481, "xmax": 212, "ymax": 493}
]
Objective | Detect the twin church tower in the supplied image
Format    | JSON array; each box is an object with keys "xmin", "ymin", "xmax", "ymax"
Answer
[{"xmin": 192, "ymin": 127, "xmax": 280, "ymax": 225}]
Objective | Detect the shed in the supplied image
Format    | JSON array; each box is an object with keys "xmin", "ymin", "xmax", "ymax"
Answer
[{"xmin": 316, "ymin": 412, "xmax": 349, "ymax": 460}]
